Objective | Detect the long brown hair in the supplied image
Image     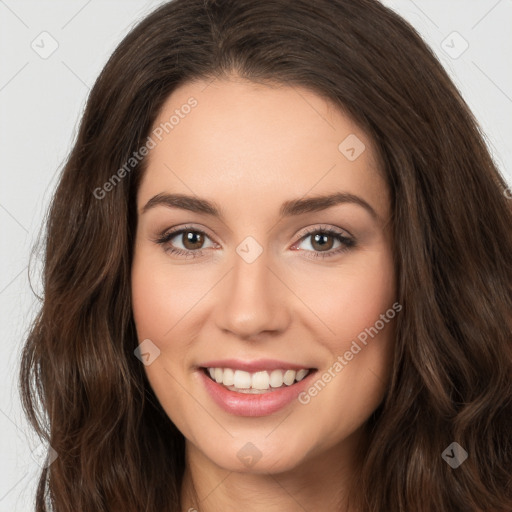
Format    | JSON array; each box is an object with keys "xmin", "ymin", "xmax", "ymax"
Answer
[{"xmin": 19, "ymin": 0, "xmax": 512, "ymax": 510}]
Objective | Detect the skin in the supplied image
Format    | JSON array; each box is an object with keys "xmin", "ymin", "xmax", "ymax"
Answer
[{"xmin": 131, "ymin": 75, "xmax": 397, "ymax": 512}]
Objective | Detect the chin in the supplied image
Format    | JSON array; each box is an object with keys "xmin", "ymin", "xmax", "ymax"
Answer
[{"xmin": 193, "ymin": 432, "xmax": 313, "ymax": 475}]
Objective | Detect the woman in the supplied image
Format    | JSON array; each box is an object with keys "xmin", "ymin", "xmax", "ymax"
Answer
[{"xmin": 19, "ymin": 0, "xmax": 512, "ymax": 511}]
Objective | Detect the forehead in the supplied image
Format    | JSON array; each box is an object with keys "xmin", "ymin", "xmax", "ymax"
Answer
[{"xmin": 138, "ymin": 77, "xmax": 389, "ymax": 223}]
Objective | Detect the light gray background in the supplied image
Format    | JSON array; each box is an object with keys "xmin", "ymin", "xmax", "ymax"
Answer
[{"xmin": 1, "ymin": 0, "xmax": 511, "ymax": 510}]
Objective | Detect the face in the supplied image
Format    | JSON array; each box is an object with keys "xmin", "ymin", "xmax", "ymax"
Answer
[{"xmin": 131, "ymin": 76, "xmax": 397, "ymax": 475}]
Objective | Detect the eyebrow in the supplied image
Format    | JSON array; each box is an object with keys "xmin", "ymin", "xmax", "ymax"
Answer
[{"xmin": 141, "ymin": 192, "xmax": 378, "ymax": 220}]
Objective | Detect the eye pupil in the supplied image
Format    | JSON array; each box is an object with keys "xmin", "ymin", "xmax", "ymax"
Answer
[
  {"xmin": 312, "ymin": 233, "xmax": 334, "ymax": 251},
  {"xmin": 183, "ymin": 230, "xmax": 204, "ymax": 250}
]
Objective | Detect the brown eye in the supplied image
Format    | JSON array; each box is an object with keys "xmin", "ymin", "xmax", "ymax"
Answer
[
  {"xmin": 310, "ymin": 233, "xmax": 335, "ymax": 251},
  {"xmin": 181, "ymin": 230, "xmax": 205, "ymax": 250},
  {"xmin": 294, "ymin": 227, "xmax": 355, "ymax": 260},
  {"xmin": 155, "ymin": 226, "xmax": 218, "ymax": 259}
]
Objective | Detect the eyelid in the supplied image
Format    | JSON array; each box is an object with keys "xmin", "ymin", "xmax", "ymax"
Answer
[
  {"xmin": 294, "ymin": 223, "xmax": 354, "ymax": 241},
  {"xmin": 155, "ymin": 223, "xmax": 218, "ymax": 243}
]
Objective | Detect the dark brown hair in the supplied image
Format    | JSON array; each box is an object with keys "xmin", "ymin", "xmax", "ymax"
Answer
[{"xmin": 19, "ymin": 0, "xmax": 512, "ymax": 510}]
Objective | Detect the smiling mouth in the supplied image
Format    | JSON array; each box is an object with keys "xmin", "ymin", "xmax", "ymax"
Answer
[{"xmin": 201, "ymin": 367, "xmax": 317, "ymax": 394}]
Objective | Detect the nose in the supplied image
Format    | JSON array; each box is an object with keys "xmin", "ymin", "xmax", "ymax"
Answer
[{"xmin": 214, "ymin": 247, "xmax": 291, "ymax": 339}]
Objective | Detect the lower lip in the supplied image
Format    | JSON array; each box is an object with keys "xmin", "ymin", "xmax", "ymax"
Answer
[{"xmin": 198, "ymin": 369, "xmax": 316, "ymax": 417}]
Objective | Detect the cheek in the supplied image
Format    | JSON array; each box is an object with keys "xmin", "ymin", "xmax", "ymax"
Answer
[
  {"xmin": 289, "ymin": 246, "xmax": 396, "ymax": 426},
  {"xmin": 292, "ymin": 246, "xmax": 396, "ymax": 345},
  {"xmin": 337, "ymin": 256, "xmax": 395, "ymax": 341},
  {"xmin": 131, "ymin": 248, "xmax": 210, "ymax": 340},
  {"xmin": 130, "ymin": 246, "xmax": 215, "ymax": 399},
  {"xmin": 130, "ymin": 248, "xmax": 200, "ymax": 433}
]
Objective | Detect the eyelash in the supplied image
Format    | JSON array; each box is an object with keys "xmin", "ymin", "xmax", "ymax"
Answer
[{"xmin": 154, "ymin": 224, "xmax": 356, "ymax": 260}]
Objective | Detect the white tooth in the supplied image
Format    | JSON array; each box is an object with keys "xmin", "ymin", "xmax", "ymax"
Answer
[
  {"xmin": 252, "ymin": 371, "xmax": 270, "ymax": 390},
  {"xmin": 295, "ymin": 369, "xmax": 309, "ymax": 382},
  {"xmin": 214, "ymin": 368, "xmax": 223, "ymax": 383},
  {"xmin": 227, "ymin": 387, "xmax": 269, "ymax": 394},
  {"xmin": 208, "ymin": 368, "xmax": 215, "ymax": 379},
  {"xmin": 283, "ymin": 369, "xmax": 296, "ymax": 385},
  {"xmin": 233, "ymin": 370, "xmax": 252, "ymax": 389},
  {"xmin": 269, "ymin": 369, "xmax": 284, "ymax": 388},
  {"xmin": 222, "ymin": 368, "xmax": 234, "ymax": 386}
]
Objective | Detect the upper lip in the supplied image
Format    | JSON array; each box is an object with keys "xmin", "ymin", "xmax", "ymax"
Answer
[{"xmin": 199, "ymin": 359, "xmax": 316, "ymax": 372}]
